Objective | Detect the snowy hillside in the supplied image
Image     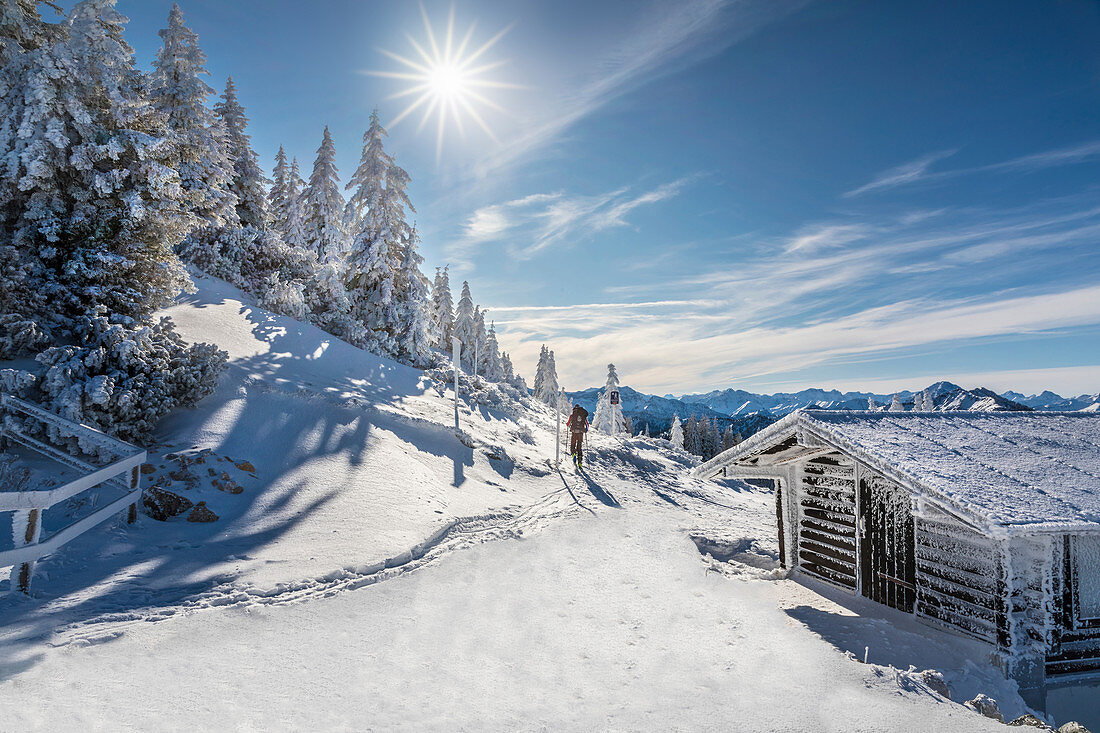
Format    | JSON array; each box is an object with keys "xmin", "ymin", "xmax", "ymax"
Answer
[{"xmin": 0, "ymin": 276, "xmax": 1049, "ymax": 730}]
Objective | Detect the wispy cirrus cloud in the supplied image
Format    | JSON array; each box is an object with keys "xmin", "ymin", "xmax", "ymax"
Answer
[
  {"xmin": 843, "ymin": 149, "xmax": 957, "ymax": 198},
  {"xmin": 450, "ymin": 176, "xmax": 692, "ymax": 263},
  {"xmin": 472, "ymin": 0, "xmax": 807, "ymax": 177},
  {"xmin": 492, "ymin": 194, "xmax": 1100, "ymax": 393},
  {"xmin": 845, "ymin": 140, "xmax": 1100, "ymax": 197}
]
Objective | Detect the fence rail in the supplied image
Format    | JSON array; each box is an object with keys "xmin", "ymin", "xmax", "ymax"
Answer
[{"xmin": 0, "ymin": 394, "xmax": 145, "ymax": 594}]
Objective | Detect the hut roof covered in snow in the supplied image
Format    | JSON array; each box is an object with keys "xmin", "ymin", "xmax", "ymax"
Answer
[{"xmin": 698, "ymin": 410, "xmax": 1100, "ymax": 532}]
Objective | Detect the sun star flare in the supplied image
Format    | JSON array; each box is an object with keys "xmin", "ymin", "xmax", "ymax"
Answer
[{"xmin": 367, "ymin": 5, "xmax": 520, "ymax": 163}]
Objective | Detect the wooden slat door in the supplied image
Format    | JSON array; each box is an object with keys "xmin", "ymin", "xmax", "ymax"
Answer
[{"xmin": 859, "ymin": 475, "xmax": 916, "ymax": 612}]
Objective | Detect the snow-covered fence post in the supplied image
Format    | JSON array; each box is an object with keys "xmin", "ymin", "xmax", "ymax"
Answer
[
  {"xmin": 128, "ymin": 465, "xmax": 140, "ymax": 524},
  {"xmin": 10, "ymin": 508, "xmax": 42, "ymax": 594},
  {"xmin": 452, "ymin": 336, "xmax": 461, "ymax": 431}
]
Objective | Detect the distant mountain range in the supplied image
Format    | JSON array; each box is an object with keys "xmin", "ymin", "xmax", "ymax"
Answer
[
  {"xmin": 563, "ymin": 385, "xmax": 773, "ymax": 438},
  {"xmin": 565, "ymin": 380, "xmax": 1098, "ymax": 439},
  {"xmin": 677, "ymin": 381, "xmax": 1099, "ymax": 418}
]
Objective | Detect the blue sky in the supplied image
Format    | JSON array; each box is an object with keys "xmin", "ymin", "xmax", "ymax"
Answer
[{"xmin": 112, "ymin": 0, "xmax": 1100, "ymax": 396}]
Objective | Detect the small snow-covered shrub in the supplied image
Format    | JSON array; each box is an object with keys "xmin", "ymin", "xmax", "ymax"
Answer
[
  {"xmin": 30, "ymin": 314, "xmax": 227, "ymax": 443},
  {"xmin": 0, "ymin": 313, "xmax": 52, "ymax": 359}
]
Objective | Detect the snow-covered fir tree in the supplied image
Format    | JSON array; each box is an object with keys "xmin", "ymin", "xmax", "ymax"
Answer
[
  {"xmin": 484, "ymin": 322, "xmax": 503, "ymax": 381},
  {"xmin": 214, "ymin": 76, "xmax": 268, "ymax": 229},
  {"xmin": 684, "ymin": 415, "xmax": 702, "ymax": 455},
  {"xmin": 888, "ymin": 393, "xmax": 905, "ymax": 412},
  {"xmin": 918, "ymin": 389, "xmax": 934, "ymax": 411},
  {"xmin": 591, "ymin": 364, "xmax": 625, "ymax": 435},
  {"xmin": 501, "ymin": 352, "xmax": 515, "ymax": 383},
  {"xmin": 391, "ymin": 229, "xmax": 432, "ymax": 365},
  {"xmin": 301, "ymin": 126, "xmax": 346, "ymax": 264},
  {"xmin": 0, "ymin": 0, "xmax": 225, "ymax": 436},
  {"xmin": 148, "ymin": 3, "xmax": 236, "ymax": 235},
  {"xmin": 430, "ymin": 266, "xmax": 454, "ymax": 349},
  {"xmin": 268, "ymin": 145, "xmax": 292, "ymax": 231},
  {"xmin": 532, "ymin": 345, "xmax": 559, "ymax": 404},
  {"xmin": 13, "ymin": 0, "xmax": 191, "ymax": 327},
  {"xmin": 669, "ymin": 414, "xmax": 684, "ymax": 449},
  {"xmin": 473, "ymin": 307, "xmax": 487, "ymax": 375},
  {"xmin": 453, "ymin": 281, "xmax": 477, "ymax": 367},
  {"xmin": 283, "ymin": 157, "xmax": 307, "ymax": 250},
  {"xmin": 721, "ymin": 424, "xmax": 737, "ymax": 451},
  {"xmin": 344, "ymin": 111, "xmax": 427, "ymax": 363}
]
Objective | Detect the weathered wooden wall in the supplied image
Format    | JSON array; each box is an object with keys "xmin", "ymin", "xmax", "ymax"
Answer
[{"xmin": 795, "ymin": 455, "xmax": 857, "ymax": 590}]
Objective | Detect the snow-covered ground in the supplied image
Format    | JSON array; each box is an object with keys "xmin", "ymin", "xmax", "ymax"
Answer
[{"xmin": 0, "ymin": 277, "xmax": 1062, "ymax": 730}]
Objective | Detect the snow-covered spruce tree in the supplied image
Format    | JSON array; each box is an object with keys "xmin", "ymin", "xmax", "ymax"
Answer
[
  {"xmin": 430, "ymin": 266, "xmax": 454, "ymax": 349},
  {"xmin": 282, "ymin": 157, "xmax": 308, "ymax": 250},
  {"xmin": 392, "ymin": 229, "xmax": 432, "ymax": 365},
  {"xmin": 148, "ymin": 3, "xmax": 236, "ymax": 235},
  {"xmin": 918, "ymin": 389, "xmax": 934, "ymax": 411},
  {"xmin": 591, "ymin": 363, "xmax": 625, "ymax": 435},
  {"xmin": 473, "ymin": 307, "xmax": 487, "ymax": 374},
  {"xmin": 214, "ymin": 76, "xmax": 267, "ymax": 230},
  {"xmin": 268, "ymin": 145, "xmax": 291, "ymax": 231},
  {"xmin": 669, "ymin": 414, "xmax": 684, "ymax": 449},
  {"xmin": 302, "ymin": 126, "xmax": 346, "ymax": 264},
  {"xmin": 15, "ymin": 0, "xmax": 191, "ymax": 329},
  {"xmin": 533, "ymin": 348, "xmax": 559, "ymax": 405},
  {"xmin": 1, "ymin": 0, "xmax": 226, "ymax": 439},
  {"xmin": 0, "ymin": 2, "xmax": 58, "ymax": 357},
  {"xmin": 344, "ymin": 111, "xmax": 428, "ymax": 363},
  {"xmin": 484, "ymin": 321, "xmax": 503, "ymax": 381},
  {"xmin": 623, "ymin": 415, "xmax": 634, "ymax": 436},
  {"xmin": 721, "ymin": 424, "xmax": 737, "ymax": 451},
  {"xmin": 532, "ymin": 344, "xmax": 548, "ymax": 399},
  {"xmin": 684, "ymin": 415, "xmax": 702, "ymax": 455},
  {"xmin": 501, "ymin": 351, "xmax": 515, "ymax": 383},
  {"xmin": 453, "ymin": 281, "xmax": 477, "ymax": 367},
  {"xmin": 888, "ymin": 393, "xmax": 905, "ymax": 412}
]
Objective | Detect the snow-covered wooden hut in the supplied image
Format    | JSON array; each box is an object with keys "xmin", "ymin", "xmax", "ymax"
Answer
[{"xmin": 694, "ymin": 410, "xmax": 1100, "ymax": 705}]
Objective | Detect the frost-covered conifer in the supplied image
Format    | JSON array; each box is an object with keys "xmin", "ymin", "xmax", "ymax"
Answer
[
  {"xmin": 302, "ymin": 126, "xmax": 346, "ymax": 263},
  {"xmin": 888, "ymin": 393, "xmax": 905, "ymax": 412},
  {"xmin": 214, "ymin": 76, "xmax": 268, "ymax": 229},
  {"xmin": 484, "ymin": 322, "xmax": 503, "ymax": 381},
  {"xmin": 501, "ymin": 352, "xmax": 515, "ymax": 383},
  {"xmin": 269, "ymin": 145, "xmax": 291, "ymax": 231},
  {"xmin": 392, "ymin": 230, "xmax": 432, "ymax": 365},
  {"xmin": 684, "ymin": 415, "xmax": 701, "ymax": 455},
  {"xmin": 473, "ymin": 307, "xmax": 487, "ymax": 374},
  {"xmin": 591, "ymin": 364, "xmax": 626, "ymax": 435},
  {"xmin": 453, "ymin": 281, "xmax": 477, "ymax": 365},
  {"xmin": 149, "ymin": 3, "xmax": 236, "ymax": 234},
  {"xmin": 918, "ymin": 389, "xmax": 934, "ymax": 411},
  {"xmin": 344, "ymin": 112, "xmax": 422, "ymax": 361},
  {"xmin": 533, "ymin": 347, "xmax": 559, "ymax": 405},
  {"xmin": 430, "ymin": 266, "xmax": 454, "ymax": 349},
  {"xmin": 283, "ymin": 157, "xmax": 307, "ymax": 250},
  {"xmin": 669, "ymin": 414, "xmax": 684, "ymax": 449},
  {"xmin": 15, "ymin": 0, "xmax": 190, "ymax": 326}
]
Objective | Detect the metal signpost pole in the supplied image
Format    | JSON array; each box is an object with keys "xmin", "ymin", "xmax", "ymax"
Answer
[{"xmin": 452, "ymin": 337, "xmax": 461, "ymax": 430}]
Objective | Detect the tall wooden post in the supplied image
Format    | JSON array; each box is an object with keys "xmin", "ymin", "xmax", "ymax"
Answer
[
  {"xmin": 11, "ymin": 507, "xmax": 41, "ymax": 594},
  {"xmin": 128, "ymin": 465, "xmax": 139, "ymax": 523}
]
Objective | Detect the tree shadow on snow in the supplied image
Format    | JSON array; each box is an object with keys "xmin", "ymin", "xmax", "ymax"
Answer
[{"xmin": 0, "ymin": 284, "xmax": 479, "ymax": 678}]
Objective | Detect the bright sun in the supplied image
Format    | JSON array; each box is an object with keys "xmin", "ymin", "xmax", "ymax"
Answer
[{"xmin": 368, "ymin": 5, "xmax": 519, "ymax": 162}]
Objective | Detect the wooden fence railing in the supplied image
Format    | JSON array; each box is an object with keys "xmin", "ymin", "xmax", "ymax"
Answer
[{"xmin": 0, "ymin": 394, "xmax": 145, "ymax": 594}]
